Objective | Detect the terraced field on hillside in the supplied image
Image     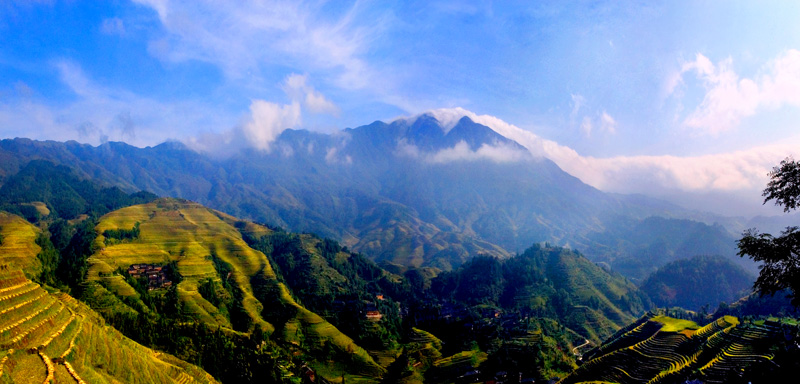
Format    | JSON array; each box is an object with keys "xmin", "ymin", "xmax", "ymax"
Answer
[
  {"xmin": 559, "ymin": 313, "xmax": 786, "ymax": 384},
  {"xmin": 87, "ymin": 198, "xmax": 384, "ymax": 381},
  {"xmin": 0, "ymin": 212, "xmax": 41, "ymax": 277},
  {"xmin": 0, "ymin": 265, "xmax": 216, "ymax": 384}
]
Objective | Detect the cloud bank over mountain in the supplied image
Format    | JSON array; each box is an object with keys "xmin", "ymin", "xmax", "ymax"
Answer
[{"xmin": 413, "ymin": 108, "xmax": 800, "ymax": 216}]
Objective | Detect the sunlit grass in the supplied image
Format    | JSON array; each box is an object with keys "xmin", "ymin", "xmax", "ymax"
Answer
[{"xmin": 651, "ymin": 315, "xmax": 700, "ymax": 332}]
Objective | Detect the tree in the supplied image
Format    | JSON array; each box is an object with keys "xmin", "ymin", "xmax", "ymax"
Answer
[{"xmin": 737, "ymin": 157, "xmax": 800, "ymax": 306}]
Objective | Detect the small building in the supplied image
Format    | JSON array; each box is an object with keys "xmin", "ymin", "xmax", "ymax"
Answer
[{"xmin": 365, "ymin": 310, "xmax": 383, "ymax": 321}]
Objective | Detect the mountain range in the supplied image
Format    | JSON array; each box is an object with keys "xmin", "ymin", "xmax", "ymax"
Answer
[{"xmin": 0, "ymin": 113, "xmax": 762, "ymax": 279}]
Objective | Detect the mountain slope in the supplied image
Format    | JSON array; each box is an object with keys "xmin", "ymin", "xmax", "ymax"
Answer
[
  {"xmin": 430, "ymin": 244, "xmax": 650, "ymax": 343},
  {"xmin": 85, "ymin": 198, "xmax": 385, "ymax": 380},
  {"xmin": 640, "ymin": 255, "xmax": 755, "ymax": 311},
  {"xmin": 0, "ymin": 266, "xmax": 217, "ymax": 384},
  {"xmin": 0, "ymin": 115, "xmax": 748, "ymax": 276},
  {"xmin": 0, "ymin": 160, "xmax": 157, "ymax": 222},
  {"xmin": 0, "ymin": 208, "xmax": 217, "ymax": 384}
]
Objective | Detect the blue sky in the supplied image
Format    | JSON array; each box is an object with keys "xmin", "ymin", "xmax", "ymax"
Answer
[{"xmin": 2, "ymin": 0, "xmax": 800, "ymax": 215}]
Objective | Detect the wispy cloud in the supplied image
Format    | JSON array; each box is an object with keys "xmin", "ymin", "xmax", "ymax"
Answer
[
  {"xmin": 577, "ymin": 110, "xmax": 616, "ymax": 138},
  {"xmin": 570, "ymin": 93, "xmax": 585, "ymax": 121},
  {"xmin": 100, "ymin": 17, "xmax": 126, "ymax": 36},
  {"xmin": 675, "ymin": 49, "xmax": 800, "ymax": 135},
  {"xmin": 132, "ymin": 0, "xmax": 384, "ymax": 91},
  {"xmin": 600, "ymin": 111, "xmax": 617, "ymax": 134},
  {"xmin": 282, "ymin": 73, "xmax": 339, "ymax": 116},
  {"xmin": 0, "ymin": 60, "xmax": 235, "ymax": 146}
]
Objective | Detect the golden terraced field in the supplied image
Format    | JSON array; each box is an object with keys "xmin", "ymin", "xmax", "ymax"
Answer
[
  {"xmin": 0, "ymin": 265, "xmax": 217, "ymax": 384},
  {"xmin": 88, "ymin": 198, "xmax": 384, "ymax": 380}
]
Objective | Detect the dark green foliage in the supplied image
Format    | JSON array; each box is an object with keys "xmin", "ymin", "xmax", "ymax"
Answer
[
  {"xmin": 56, "ymin": 217, "xmax": 98, "ymax": 290},
  {"xmin": 103, "ymin": 222, "xmax": 140, "ymax": 245},
  {"xmin": 198, "ymin": 278, "xmax": 231, "ymax": 310},
  {"xmin": 453, "ymin": 255, "xmax": 505, "ymax": 305},
  {"xmin": 102, "ymin": 310, "xmax": 300, "ymax": 383},
  {"xmin": 714, "ymin": 289, "xmax": 800, "ymax": 318},
  {"xmin": 739, "ymin": 157, "xmax": 800, "ymax": 306},
  {"xmin": 481, "ymin": 319, "xmax": 580, "ymax": 382},
  {"xmin": 431, "ymin": 244, "xmax": 647, "ymax": 324},
  {"xmin": 739, "ymin": 226, "xmax": 800, "ymax": 306},
  {"xmin": 250, "ymin": 272, "xmax": 298, "ymax": 328},
  {"xmin": 47, "ymin": 219, "xmax": 75, "ymax": 252},
  {"xmin": 34, "ymin": 232, "xmax": 61, "ymax": 287},
  {"xmin": 640, "ymin": 255, "xmax": 755, "ymax": 311},
  {"xmin": 0, "ymin": 159, "xmax": 157, "ymax": 220},
  {"xmin": 763, "ymin": 157, "xmax": 800, "ymax": 212},
  {"xmin": 207, "ymin": 250, "xmax": 251, "ymax": 332},
  {"xmin": 245, "ymin": 232, "xmax": 403, "ymax": 349}
]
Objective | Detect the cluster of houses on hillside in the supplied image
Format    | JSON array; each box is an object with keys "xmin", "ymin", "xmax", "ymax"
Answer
[{"xmin": 127, "ymin": 264, "xmax": 172, "ymax": 290}]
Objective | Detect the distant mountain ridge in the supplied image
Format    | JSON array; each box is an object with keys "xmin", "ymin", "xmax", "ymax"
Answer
[{"xmin": 0, "ymin": 113, "xmax": 751, "ymax": 276}]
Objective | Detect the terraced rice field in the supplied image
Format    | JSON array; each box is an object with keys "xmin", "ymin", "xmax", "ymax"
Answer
[
  {"xmin": 90, "ymin": 199, "xmax": 274, "ymax": 329},
  {"xmin": 88, "ymin": 198, "xmax": 385, "ymax": 380},
  {"xmin": 558, "ymin": 313, "xmax": 783, "ymax": 384},
  {"xmin": 0, "ymin": 265, "xmax": 218, "ymax": 384},
  {"xmin": 0, "ymin": 212, "xmax": 42, "ymax": 276}
]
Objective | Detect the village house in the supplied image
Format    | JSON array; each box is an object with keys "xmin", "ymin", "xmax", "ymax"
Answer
[{"xmin": 128, "ymin": 264, "xmax": 172, "ymax": 290}]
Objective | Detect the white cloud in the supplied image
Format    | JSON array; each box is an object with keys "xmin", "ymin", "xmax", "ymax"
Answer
[
  {"xmin": 429, "ymin": 141, "xmax": 529, "ymax": 163},
  {"xmin": 677, "ymin": 49, "xmax": 800, "ymax": 134},
  {"xmin": 580, "ymin": 116, "xmax": 593, "ymax": 137},
  {"xmin": 395, "ymin": 139, "xmax": 529, "ymax": 164},
  {"xmin": 600, "ymin": 111, "xmax": 617, "ymax": 134},
  {"xmin": 570, "ymin": 93, "xmax": 585, "ymax": 120},
  {"xmin": 282, "ymin": 73, "xmax": 339, "ymax": 115},
  {"xmin": 425, "ymin": 109, "xmax": 469, "ymax": 133},
  {"xmin": 576, "ymin": 111, "xmax": 616, "ymax": 138},
  {"xmin": 100, "ymin": 17, "xmax": 126, "ymax": 35},
  {"xmin": 243, "ymin": 100, "xmax": 301, "ymax": 151},
  {"xmin": 413, "ymin": 108, "xmax": 800, "ymax": 208}
]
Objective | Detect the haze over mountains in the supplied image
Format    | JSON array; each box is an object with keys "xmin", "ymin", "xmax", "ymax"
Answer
[{"xmin": 0, "ymin": 111, "xmax": 766, "ymax": 281}]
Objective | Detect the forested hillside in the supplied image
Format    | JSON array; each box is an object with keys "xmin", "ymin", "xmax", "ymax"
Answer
[{"xmin": 640, "ymin": 255, "xmax": 754, "ymax": 311}]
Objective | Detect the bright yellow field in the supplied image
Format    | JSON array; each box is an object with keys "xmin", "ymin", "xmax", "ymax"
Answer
[
  {"xmin": 651, "ymin": 315, "xmax": 700, "ymax": 332},
  {"xmin": 0, "ymin": 211, "xmax": 42, "ymax": 276},
  {"xmin": 0, "ymin": 266, "xmax": 217, "ymax": 384}
]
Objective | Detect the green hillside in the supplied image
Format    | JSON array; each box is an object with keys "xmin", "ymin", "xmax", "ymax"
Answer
[
  {"xmin": 559, "ymin": 313, "xmax": 798, "ymax": 384},
  {"xmin": 640, "ymin": 255, "xmax": 755, "ymax": 311},
  {"xmin": 0, "ymin": 265, "xmax": 217, "ymax": 384},
  {"xmin": 84, "ymin": 198, "xmax": 384, "ymax": 382},
  {"xmin": 430, "ymin": 244, "xmax": 650, "ymax": 343},
  {"xmin": 0, "ymin": 160, "xmax": 157, "ymax": 222}
]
